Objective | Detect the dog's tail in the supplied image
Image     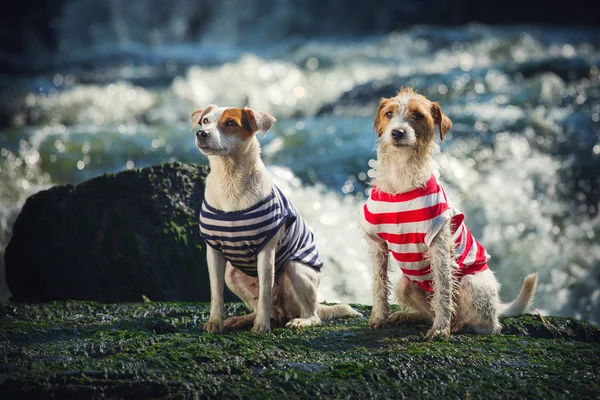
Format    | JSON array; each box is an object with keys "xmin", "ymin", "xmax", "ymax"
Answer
[
  {"xmin": 498, "ymin": 273, "xmax": 538, "ymax": 316},
  {"xmin": 317, "ymin": 304, "xmax": 363, "ymax": 320}
]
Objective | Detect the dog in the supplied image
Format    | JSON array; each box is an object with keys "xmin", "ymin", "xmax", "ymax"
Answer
[
  {"xmin": 360, "ymin": 87, "xmax": 538, "ymax": 339},
  {"xmin": 191, "ymin": 105, "xmax": 362, "ymax": 333}
]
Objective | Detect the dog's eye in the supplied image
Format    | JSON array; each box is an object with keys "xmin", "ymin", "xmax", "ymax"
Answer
[
  {"xmin": 202, "ymin": 117, "xmax": 209, "ymax": 125},
  {"xmin": 385, "ymin": 111, "xmax": 393, "ymax": 119},
  {"xmin": 412, "ymin": 112, "xmax": 423, "ymax": 120},
  {"xmin": 226, "ymin": 120, "xmax": 238, "ymax": 127}
]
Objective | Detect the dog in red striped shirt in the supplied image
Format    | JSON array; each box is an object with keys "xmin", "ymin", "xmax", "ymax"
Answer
[{"xmin": 360, "ymin": 87, "xmax": 538, "ymax": 339}]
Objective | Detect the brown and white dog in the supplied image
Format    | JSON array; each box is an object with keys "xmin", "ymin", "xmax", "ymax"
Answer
[
  {"xmin": 360, "ymin": 88, "xmax": 538, "ymax": 339},
  {"xmin": 192, "ymin": 105, "xmax": 362, "ymax": 333}
]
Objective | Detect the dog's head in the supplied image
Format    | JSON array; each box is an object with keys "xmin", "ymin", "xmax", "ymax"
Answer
[
  {"xmin": 190, "ymin": 105, "xmax": 276, "ymax": 156},
  {"xmin": 373, "ymin": 87, "xmax": 452, "ymax": 157}
]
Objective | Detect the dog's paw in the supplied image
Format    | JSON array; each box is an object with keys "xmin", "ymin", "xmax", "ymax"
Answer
[
  {"xmin": 286, "ymin": 317, "xmax": 320, "ymax": 329},
  {"xmin": 368, "ymin": 316, "xmax": 387, "ymax": 329},
  {"xmin": 224, "ymin": 314, "xmax": 255, "ymax": 330},
  {"xmin": 389, "ymin": 311, "xmax": 426, "ymax": 326},
  {"xmin": 251, "ymin": 319, "xmax": 271, "ymax": 333},
  {"xmin": 424, "ymin": 325, "xmax": 450, "ymax": 340},
  {"xmin": 203, "ymin": 318, "xmax": 224, "ymax": 334}
]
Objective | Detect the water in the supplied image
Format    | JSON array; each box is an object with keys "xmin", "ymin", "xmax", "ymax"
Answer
[{"xmin": 1, "ymin": 6, "xmax": 599, "ymax": 323}]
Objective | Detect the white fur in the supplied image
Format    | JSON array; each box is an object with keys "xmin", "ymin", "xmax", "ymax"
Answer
[
  {"xmin": 363, "ymin": 91, "xmax": 538, "ymax": 339},
  {"xmin": 197, "ymin": 105, "xmax": 362, "ymax": 333}
]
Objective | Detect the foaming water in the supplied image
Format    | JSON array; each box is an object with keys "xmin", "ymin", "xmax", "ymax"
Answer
[{"xmin": 2, "ymin": 24, "xmax": 599, "ymax": 323}]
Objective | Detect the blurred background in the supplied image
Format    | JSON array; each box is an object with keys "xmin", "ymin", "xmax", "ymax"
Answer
[{"xmin": 1, "ymin": 0, "xmax": 599, "ymax": 323}]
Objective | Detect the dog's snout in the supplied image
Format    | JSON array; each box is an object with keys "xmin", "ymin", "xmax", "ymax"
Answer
[
  {"xmin": 196, "ymin": 130, "xmax": 209, "ymax": 139},
  {"xmin": 391, "ymin": 129, "xmax": 406, "ymax": 140}
]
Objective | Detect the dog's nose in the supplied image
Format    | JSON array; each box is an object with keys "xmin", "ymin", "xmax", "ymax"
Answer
[
  {"xmin": 391, "ymin": 129, "xmax": 406, "ymax": 139},
  {"xmin": 196, "ymin": 130, "xmax": 209, "ymax": 139}
]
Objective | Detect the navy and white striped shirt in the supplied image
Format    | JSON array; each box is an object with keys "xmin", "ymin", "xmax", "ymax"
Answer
[{"xmin": 199, "ymin": 186, "xmax": 323, "ymax": 277}]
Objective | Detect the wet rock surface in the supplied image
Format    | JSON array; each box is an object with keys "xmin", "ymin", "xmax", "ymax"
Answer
[
  {"xmin": 0, "ymin": 301, "xmax": 598, "ymax": 399},
  {"xmin": 4, "ymin": 162, "xmax": 228, "ymax": 303}
]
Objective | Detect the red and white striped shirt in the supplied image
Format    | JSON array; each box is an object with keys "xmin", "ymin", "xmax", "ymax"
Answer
[{"xmin": 361, "ymin": 175, "xmax": 489, "ymax": 291}]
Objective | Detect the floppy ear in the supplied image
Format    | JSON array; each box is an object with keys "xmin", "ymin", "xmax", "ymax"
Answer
[
  {"xmin": 374, "ymin": 98, "xmax": 390, "ymax": 137},
  {"xmin": 243, "ymin": 108, "xmax": 276, "ymax": 135},
  {"xmin": 189, "ymin": 105, "xmax": 215, "ymax": 131},
  {"xmin": 430, "ymin": 103, "xmax": 452, "ymax": 141}
]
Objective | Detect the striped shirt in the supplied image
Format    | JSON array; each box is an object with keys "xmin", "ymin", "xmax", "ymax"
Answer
[
  {"xmin": 199, "ymin": 186, "xmax": 323, "ymax": 277},
  {"xmin": 362, "ymin": 175, "xmax": 489, "ymax": 291}
]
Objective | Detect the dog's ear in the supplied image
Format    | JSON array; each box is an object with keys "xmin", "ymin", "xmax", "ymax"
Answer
[
  {"xmin": 243, "ymin": 108, "xmax": 276, "ymax": 135},
  {"xmin": 430, "ymin": 103, "xmax": 452, "ymax": 141},
  {"xmin": 374, "ymin": 98, "xmax": 390, "ymax": 137},
  {"xmin": 190, "ymin": 105, "xmax": 215, "ymax": 131}
]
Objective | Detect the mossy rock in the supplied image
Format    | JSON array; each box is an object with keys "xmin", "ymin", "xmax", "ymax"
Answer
[
  {"xmin": 4, "ymin": 161, "xmax": 233, "ymax": 302},
  {"xmin": 0, "ymin": 301, "xmax": 599, "ymax": 399}
]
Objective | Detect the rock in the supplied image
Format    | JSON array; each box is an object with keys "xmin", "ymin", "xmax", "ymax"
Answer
[
  {"xmin": 5, "ymin": 161, "xmax": 234, "ymax": 302},
  {"xmin": 0, "ymin": 301, "xmax": 599, "ymax": 398}
]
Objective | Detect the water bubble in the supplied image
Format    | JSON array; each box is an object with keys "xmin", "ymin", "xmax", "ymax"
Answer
[
  {"xmin": 77, "ymin": 160, "xmax": 85, "ymax": 170},
  {"xmin": 552, "ymin": 226, "xmax": 561, "ymax": 235},
  {"xmin": 165, "ymin": 145, "xmax": 173, "ymax": 154},
  {"xmin": 358, "ymin": 172, "xmax": 367, "ymax": 181},
  {"xmin": 335, "ymin": 138, "xmax": 343, "ymax": 147},
  {"xmin": 306, "ymin": 57, "xmax": 319, "ymax": 70},
  {"xmin": 151, "ymin": 139, "xmax": 160, "ymax": 149},
  {"xmin": 592, "ymin": 113, "xmax": 599, "ymax": 122},
  {"xmin": 53, "ymin": 74, "xmax": 64, "ymax": 86},
  {"xmin": 474, "ymin": 83, "xmax": 485, "ymax": 94},
  {"xmin": 562, "ymin": 44, "xmax": 575, "ymax": 58},
  {"xmin": 20, "ymin": 180, "xmax": 29, "ymax": 190},
  {"xmin": 438, "ymin": 84, "xmax": 448, "ymax": 95},
  {"xmin": 126, "ymin": 160, "xmax": 134, "ymax": 170},
  {"xmin": 414, "ymin": 38, "xmax": 428, "ymax": 51},
  {"xmin": 293, "ymin": 86, "xmax": 306, "ymax": 98},
  {"xmin": 295, "ymin": 121, "xmax": 305, "ymax": 130},
  {"xmin": 0, "ymin": 148, "xmax": 7, "ymax": 157},
  {"xmin": 83, "ymin": 155, "xmax": 91, "ymax": 164},
  {"xmin": 49, "ymin": 154, "xmax": 57, "ymax": 163},
  {"xmin": 82, "ymin": 143, "xmax": 91, "ymax": 153},
  {"xmin": 107, "ymin": 84, "xmax": 117, "ymax": 95},
  {"xmin": 368, "ymin": 159, "xmax": 377, "ymax": 168}
]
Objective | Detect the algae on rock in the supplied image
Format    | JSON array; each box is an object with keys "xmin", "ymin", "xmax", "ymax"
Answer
[
  {"xmin": 5, "ymin": 162, "xmax": 235, "ymax": 302},
  {"xmin": 0, "ymin": 301, "xmax": 599, "ymax": 399}
]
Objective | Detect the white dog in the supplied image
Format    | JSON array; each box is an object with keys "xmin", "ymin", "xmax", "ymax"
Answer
[
  {"xmin": 360, "ymin": 87, "xmax": 538, "ymax": 339},
  {"xmin": 192, "ymin": 105, "xmax": 361, "ymax": 333}
]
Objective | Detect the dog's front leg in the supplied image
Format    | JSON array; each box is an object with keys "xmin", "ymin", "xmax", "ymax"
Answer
[
  {"xmin": 252, "ymin": 230, "xmax": 281, "ymax": 333},
  {"xmin": 204, "ymin": 247, "xmax": 227, "ymax": 333},
  {"xmin": 425, "ymin": 222, "xmax": 454, "ymax": 340},
  {"xmin": 368, "ymin": 239, "xmax": 390, "ymax": 329}
]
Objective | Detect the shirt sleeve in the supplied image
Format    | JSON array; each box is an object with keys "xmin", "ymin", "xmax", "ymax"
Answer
[{"xmin": 424, "ymin": 207, "xmax": 464, "ymax": 248}]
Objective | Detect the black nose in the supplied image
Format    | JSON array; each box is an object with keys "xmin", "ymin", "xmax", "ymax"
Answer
[
  {"xmin": 196, "ymin": 130, "xmax": 209, "ymax": 139},
  {"xmin": 391, "ymin": 129, "xmax": 405, "ymax": 139}
]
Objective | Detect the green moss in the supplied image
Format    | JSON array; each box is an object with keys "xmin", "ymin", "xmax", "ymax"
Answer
[{"xmin": 1, "ymin": 301, "xmax": 599, "ymax": 399}]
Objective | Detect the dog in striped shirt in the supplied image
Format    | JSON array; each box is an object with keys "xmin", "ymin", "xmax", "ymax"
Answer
[
  {"xmin": 360, "ymin": 87, "xmax": 538, "ymax": 339},
  {"xmin": 191, "ymin": 105, "xmax": 361, "ymax": 333}
]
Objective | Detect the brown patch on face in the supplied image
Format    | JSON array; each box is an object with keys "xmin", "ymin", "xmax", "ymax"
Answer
[
  {"xmin": 217, "ymin": 108, "xmax": 255, "ymax": 141},
  {"xmin": 374, "ymin": 98, "xmax": 399, "ymax": 137}
]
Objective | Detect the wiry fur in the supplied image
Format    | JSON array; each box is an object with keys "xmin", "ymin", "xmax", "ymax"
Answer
[
  {"xmin": 362, "ymin": 88, "xmax": 538, "ymax": 339},
  {"xmin": 193, "ymin": 105, "xmax": 362, "ymax": 333}
]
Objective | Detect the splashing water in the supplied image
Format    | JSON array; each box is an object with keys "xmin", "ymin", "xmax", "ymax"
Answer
[{"xmin": 1, "ymin": 23, "xmax": 600, "ymax": 324}]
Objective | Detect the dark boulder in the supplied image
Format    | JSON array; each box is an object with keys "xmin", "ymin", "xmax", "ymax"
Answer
[{"xmin": 5, "ymin": 161, "xmax": 233, "ymax": 302}]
